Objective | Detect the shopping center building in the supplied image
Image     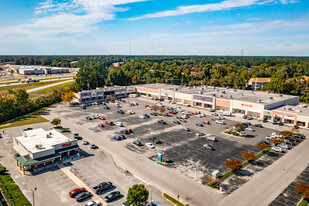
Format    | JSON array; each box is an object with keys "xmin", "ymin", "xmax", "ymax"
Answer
[
  {"xmin": 75, "ymin": 83, "xmax": 309, "ymax": 129},
  {"xmin": 13, "ymin": 128, "xmax": 79, "ymax": 174}
]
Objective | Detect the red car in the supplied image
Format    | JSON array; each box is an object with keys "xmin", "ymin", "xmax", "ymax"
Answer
[
  {"xmin": 98, "ymin": 123, "xmax": 104, "ymax": 127},
  {"xmin": 99, "ymin": 116, "xmax": 105, "ymax": 120},
  {"xmin": 293, "ymin": 125, "xmax": 299, "ymax": 129},
  {"xmin": 145, "ymin": 105, "xmax": 150, "ymax": 108},
  {"xmin": 187, "ymin": 105, "xmax": 191, "ymax": 107},
  {"xmin": 192, "ymin": 112, "xmax": 198, "ymax": 115},
  {"xmin": 69, "ymin": 188, "xmax": 86, "ymax": 198},
  {"xmin": 202, "ymin": 121, "xmax": 210, "ymax": 125},
  {"xmin": 105, "ymin": 120, "xmax": 113, "ymax": 125},
  {"xmin": 290, "ymin": 138, "xmax": 299, "ymax": 142},
  {"xmin": 255, "ymin": 124, "xmax": 263, "ymax": 128},
  {"xmin": 168, "ymin": 111, "xmax": 176, "ymax": 114}
]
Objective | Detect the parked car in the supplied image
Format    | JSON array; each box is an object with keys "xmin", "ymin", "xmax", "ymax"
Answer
[
  {"xmin": 23, "ymin": 128, "xmax": 33, "ymax": 131},
  {"xmin": 278, "ymin": 122, "xmax": 284, "ymax": 126},
  {"xmin": 254, "ymin": 124, "xmax": 263, "ymax": 128},
  {"xmin": 203, "ymin": 144, "xmax": 215, "ymax": 150},
  {"xmin": 84, "ymin": 200, "xmax": 102, "ymax": 206},
  {"xmin": 90, "ymin": 144, "xmax": 97, "ymax": 149},
  {"xmin": 99, "ymin": 116, "xmax": 105, "ymax": 120},
  {"xmin": 104, "ymin": 191, "xmax": 121, "ymax": 202},
  {"xmin": 115, "ymin": 122, "xmax": 124, "ymax": 127},
  {"xmin": 157, "ymin": 120, "xmax": 166, "ymax": 124},
  {"xmin": 82, "ymin": 140, "xmax": 89, "ymax": 145},
  {"xmin": 173, "ymin": 120, "xmax": 181, "ymax": 125},
  {"xmin": 120, "ymin": 129, "xmax": 132, "ymax": 134},
  {"xmin": 183, "ymin": 127, "xmax": 190, "ymax": 131},
  {"xmin": 75, "ymin": 191, "xmax": 92, "ymax": 202},
  {"xmin": 145, "ymin": 143, "xmax": 155, "ymax": 149},
  {"xmin": 117, "ymin": 110, "xmax": 124, "ymax": 114},
  {"xmin": 168, "ymin": 111, "xmax": 176, "ymax": 114},
  {"xmin": 284, "ymin": 140, "xmax": 296, "ymax": 146},
  {"xmin": 293, "ymin": 125, "xmax": 299, "ymax": 129},
  {"xmin": 202, "ymin": 121, "xmax": 210, "ymax": 125},
  {"xmin": 209, "ymin": 109, "xmax": 215, "ymax": 112},
  {"xmin": 179, "ymin": 118, "xmax": 187, "ymax": 122},
  {"xmin": 215, "ymin": 120, "xmax": 225, "ymax": 125},
  {"xmin": 211, "ymin": 113, "xmax": 218, "ymax": 116},
  {"xmin": 196, "ymin": 132, "xmax": 205, "ymax": 136},
  {"xmin": 289, "ymin": 137, "xmax": 300, "ymax": 142},
  {"xmin": 93, "ymin": 182, "xmax": 113, "ymax": 194},
  {"xmin": 149, "ymin": 136, "xmax": 157, "ymax": 142},
  {"xmin": 162, "ymin": 112, "xmax": 169, "ymax": 116},
  {"xmin": 150, "ymin": 112, "xmax": 157, "ymax": 116},
  {"xmin": 133, "ymin": 140, "xmax": 143, "ymax": 146},
  {"xmin": 240, "ymin": 131, "xmax": 248, "ymax": 137},
  {"xmin": 98, "ymin": 123, "xmax": 104, "ymax": 127},
  {"xmin": 277, "ymin": 143, "xmax": 290, "ymax": 150},
  {"xmin": 259, "ymin": 140, "xmax": 270, "ymax": 145},
  {"xmin": 242, "ymin": 122, "xmax": 251, "ymax": 126},
  {"xmin": 271, "ymin": 146, "xmax": 283, "ymax": 153},
  {"xmin": 69, "ymin": 188, "xmax": 86, "ymax": 198},
  {"xmin": 147, "ymin": 201, "xmax": 163, "ymax": 206},
  {"xmin": 105, "ymin": 120, "xmax": 113, "ymax": 125},
  {"xmin": 207, "ymin": 136, "xmax": 217, "ymax": 141},
  {"xmin": 195, "ymin": 123, "xmax": 203, "ymax": 127},
  {"xmin": 245, "ymin": 127, "xmax": 255, "ymax": 132},
  {"xmin": 113, "ymin": 135, "xmax": 126, "ymax": 140},
  {"xmin": 103, "ymin": 106, "xmax": 110, "ymax": 110}
]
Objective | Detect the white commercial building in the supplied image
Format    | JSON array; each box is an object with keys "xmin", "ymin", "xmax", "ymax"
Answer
[{"xmin": 13, "ymin": 128, "xmax": 79, "ymax": 174}]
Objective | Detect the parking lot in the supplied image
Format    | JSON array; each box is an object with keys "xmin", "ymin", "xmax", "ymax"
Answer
[
  {"xmin": 54, "ymin": 97, "xmax": 284, "ymax": 184},
  {"xmin": 0, "ymin": 122, "xmax": 171, "ymax": 206},
  {"xmin": 269, "ymin": 165, "xmax": 309, "ymax": 206}
]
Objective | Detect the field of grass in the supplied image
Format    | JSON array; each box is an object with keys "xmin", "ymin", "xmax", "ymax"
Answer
[
  {"xmin": 163, "ymin": 193, "xmax": 185, "ymax": 206},
  {"xmin": 0, "ymin": 79, "xmax": 69, "ymax": 92},
  {"xmin": 0, "ymin": 107, "xmax": 50, "ymax": 129},
  {"xmin": 29, "ymin": 81, "xmax": 74, "ymax": 98}
]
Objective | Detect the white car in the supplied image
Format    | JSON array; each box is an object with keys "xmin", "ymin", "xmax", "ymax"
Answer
[
  {"xmin": 145, "ymin": 143, "xmax": 155, "ymax": 149},
  {"xmin": 115, "ymin": 122, "xmax": 124, "ymax": 127},
  {"xmin": 211, "ymin": 113, "xmax": 219, "ymax": 116},
  {"xmin": 240, "ymin": 131, "xmax": 248, "ymax": 137},
  {"xmin": 277, "ymin": 143, "xmax": 290, "ymax": 150},
  {"xmin": 139, "ymin": 115, "xmax": 146, "ymax": 119},
  {"xmin": 176, "ymin": 107, "xmax": 183, "ymax": 112},
  {"xmin": 272, "ymin": 146, "xmax": 283, "ymax": 153},
  {"xmin": 85, "ymin": 200, "xmax": 102, "ymax": 206},
  {"xmin": 215, "ymin": 120, "xmax": 225, "ymax": 124},
  {"xmin": 207, "ymin": 136, "xmax": 217, "ymax": 141},
  {"xmin": 82, "ymin": 140, "xmax": 89, "ymax": 145},
  {"xmin": 196, "ymin": 132, "xmax": 206, "ymax": 136},
  {"xmin": 245, "ymin": 127, "xmax": 255, "ymax": 132},
  {"xmin": 183, "ymin": 127, "xmax": 190, "ymax": 131}
]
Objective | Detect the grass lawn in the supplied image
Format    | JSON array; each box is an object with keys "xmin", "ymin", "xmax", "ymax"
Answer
[
  {"xmin": 29, "ymin": 81, "xmax": 74, "ymax": 98},
  {"xmin": 0, "ymin": 79, "xmax": 69, "ymax": 93},
  {"xmin": 298, "ymin": 199, "xmax": 308, "ymax": 206},
  {"xmin": 163, "ymin": 193, "xmax": 185, "ymax": 206},
  {"xmin": 0, "ymin": 107, "xmax": 50, "ymax": 129}
]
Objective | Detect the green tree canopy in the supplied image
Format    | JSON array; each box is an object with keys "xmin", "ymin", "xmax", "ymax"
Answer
[{"xmin": 125, "ymin": 184, "xmax": 149, "ymax": 206}]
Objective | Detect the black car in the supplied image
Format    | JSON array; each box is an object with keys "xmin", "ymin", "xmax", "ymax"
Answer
[
  {"xmin": 93, "ymin": 182, "xmax": 113, "ymax": 194},
  {"xmin": 81, "ymin": 105, "xmax": 86, "ymax": 109},
  {"xmin": 90, "ymin": 144, "xmax": 97, "ymax": 149},
  {"xmin": 133, "ymin": 140, "xmax": 143, "ymax": 146},
  {"xmin": 155, "ymin": 139, "xmax": 162, "ymax": 144},
  {"xmin": 104, "ymin": 191, "xmax": 121, "ymax": 202},
  {"xmin": 117, "ymin": 110, "xmax": 124, "ymax": 114},
  {"xmin": 150, "ymin": 112, "xmax": 157, "ymax": 116},
  {"xmin": 285, "ymin": 140, "xmax": 296, "ymax": 146},
  {"xmin": 278, "ymin": 122, "xmax": 284, "ymax": 126},
  {"xmin": 149, "ymin": 136, "xmax": 157, "ymax": 142},
  {"xmin": 173, "ymin": 120, "xmax": 181, "ymax": 125},
  {"xmin": 104, "ymin": 106, "xmax": 110, "ymax": 109},
  {"xmin": 259, "ymin": 141, "xmax": 270, "ymax": 145},
  {"xmin": 23, "ymin": 128, "xmax": 33, "ymax": 131},
  {"xmin": 75, "ymin": 191, "xmax": 92, "ymax": 202}
]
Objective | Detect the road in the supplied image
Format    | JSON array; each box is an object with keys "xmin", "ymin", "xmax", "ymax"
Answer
[
  {"xmin": 45, "ymin": 103, "xmax": 223, "ymax": 206},
  {"xmin": 26, "ymin": 79, "xmax": 74, "ymax": 93},
  {"xmin": 0, "ymin": 77, "xmax": 73, "ymax": 87}
]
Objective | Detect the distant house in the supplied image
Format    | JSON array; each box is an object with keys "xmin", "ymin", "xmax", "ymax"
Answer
[
  {"xmin": 248, "ymin": 78, "xmax": 271, "ymax": 90},
  {"xmin": 112, "ymin": 62, "xmax": 123, "ymax": 67}
]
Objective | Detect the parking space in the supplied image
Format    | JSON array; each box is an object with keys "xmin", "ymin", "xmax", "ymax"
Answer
[{"xmin": 269, "ymin": 165, "xmax": 309, "ymax": 206}]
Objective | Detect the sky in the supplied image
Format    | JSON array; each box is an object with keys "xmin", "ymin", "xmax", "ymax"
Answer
[{"xmin": 0, "ymin": 0, "xmax": 309, "ymax": 56}]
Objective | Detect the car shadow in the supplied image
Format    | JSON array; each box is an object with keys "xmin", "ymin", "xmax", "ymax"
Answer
[
  {"xmin": 266, "ymin": 151, "xmax": 279, "ymax": 157},
  {"xmin": 234, "ymin": 169, "xmax": 252, "ymax": 177},
  {"xmin": 249, "ymin": 160, "xmax": 264, "ymax": 167},
  {"xmin": 96, "ymin": 185, "xmax": 117, "ymax": 195}
]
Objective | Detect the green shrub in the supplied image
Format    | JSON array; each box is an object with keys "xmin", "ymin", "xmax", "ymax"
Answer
[
  {"xmin": 163, "ymin": 193, "xmax": 185, "ymax": 206},
  {"xmin": 61, "ymin": 129, "xmax": 71, "ymax": 133},
  {"xmin": 232, "ymin": 132, "xmax": 238, "ymax": 136}
]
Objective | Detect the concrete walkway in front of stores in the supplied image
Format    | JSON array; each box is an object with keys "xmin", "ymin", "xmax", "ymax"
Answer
[{"xmin": 58, "ymin": 164, "xmax": 108, "ymax": 206}]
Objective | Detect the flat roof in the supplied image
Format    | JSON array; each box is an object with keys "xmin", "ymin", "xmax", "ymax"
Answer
[
  {"xmin": 15, "ymin": 128, "xmax": 72, "ymax": 154},
  {"xmin": 273, "ymin": 104, "xmax": 309, "ymax": 117},
  {"xmin": 81, "ymin": 85, "xmax": 128, "ymax": 93},
  {"xmin": 136, "ymin": 84, "xmax": 297, "ymax": 105}
]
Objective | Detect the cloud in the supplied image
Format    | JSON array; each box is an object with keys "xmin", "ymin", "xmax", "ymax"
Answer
[
  {"xmin": 128, "ymin": 0, "xmax": 275, "ymax": 20},
  {"xmin": 0, "ymin": 0, "xmax": 147, "ymax": 41}
]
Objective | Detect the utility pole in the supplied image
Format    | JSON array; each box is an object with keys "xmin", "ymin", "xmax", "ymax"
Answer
[{"xmin": 31, "ymin": 187, "xmax": 37, "ymax": 206}]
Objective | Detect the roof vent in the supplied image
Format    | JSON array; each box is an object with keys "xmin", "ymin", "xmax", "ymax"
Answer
[
  {"xmin": 234, "ymin": 89, "xmax": 237, "ymax": 92},
  {"xmin": 199, "ymin": 91, "xmax": 203, "ymax": 94},
  {"xmin": 257, "ymin": 99, "xmax": 262, "ymax": 103},
  {"xmin": 222, "ymin": 91, "xmax": 226, "ymax": 94},
  {"xmin": 35, "ymin": 144, "xmax": 43, "ymax": 149},
  {"xmin": 269, "ymin": 97, "xmax": 273, "ymax": 100},
  {"xmin": 220, "ymin": 95, "xmax": 223, "ymax": 97},
  {"xmin": 228, "ymin": 95, "xmax": 233, "ymax": 99},
  {"xmin": 215, "ymin": 89, "xmax": 219, "ymax": 92},
  {"xmin": 212, "ymin": 93, "xmax": 216, "ymax": 97},
  {"xmin": 241, "ymin": 93, "xmax": 244, "ymax": 96},
  {"xmin": 279, "ymin": 94, "xmax": 283, "ymax": 97}
]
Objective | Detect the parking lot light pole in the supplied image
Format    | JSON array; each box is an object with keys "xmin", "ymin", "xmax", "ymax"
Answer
[{"xmin": 30, "ymin": 187, "xmax": 37, "ymax": 206}]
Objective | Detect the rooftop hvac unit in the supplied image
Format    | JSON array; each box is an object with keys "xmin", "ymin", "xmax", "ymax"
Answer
[
  {"xmin": 241, "ymin": 93, "xmax": 244, "ymax": 96},
  {"xmin": 199, "ymin": 91, "xmax": 203, "ymax": 94},
  {"xmin": 222, "ymin": 91, "xmax": 226, "ymax": 94},
  {"xmin": 269, "ymin": 97, "xmax": 273, "ymax": 100},
  {"xmin": 257, "ymin": 99, "xmax": 262, "ymax": 103},
  {"xmin": 288, "ymin": 108, "xmax": 293, "ymax": 111},
  {"xmin": 228, "ymin": 95, "xmax": 233, "ymax": 99},
  {"xmin": 212, "ymin": 94, "xmax": 216, "ymax": 97},
  {"xmin": 35, "ymin": 144, "xmax": 42, "ymax": 149},
  {"xmin": 201, "ymin": 88, "xmax": 204, "ymax": 91},
  {"xmin": 279, "ymin": 94, "xmax": 283, "ymax": 97},
  {"xmin": 226, "ymin": 86, "xmax": 230, "ymax": 89},
  {"xmin": 234, "ymin": 89, "xmax": 237, "ymax": 92},
  {"xmin": 194, "ymin": 86, "xmax": 197, "ymax": 88},
  {"xmin": 215, "ymin": 89, "xmax": 219, "ymax": 92},
  {"xmin": 220, "ymin": 95, "xmax": 223, "ymax": 97}
]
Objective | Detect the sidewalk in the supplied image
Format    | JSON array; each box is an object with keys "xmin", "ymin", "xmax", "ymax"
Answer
[{"xmin": 58, "ymin": 164, "xmax": 107, "ymax": 206}]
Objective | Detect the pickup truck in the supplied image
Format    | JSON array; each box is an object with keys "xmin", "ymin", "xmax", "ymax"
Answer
[{"xmin": 93, "ymin": 182, "xmax": 113, "ymax": 194}]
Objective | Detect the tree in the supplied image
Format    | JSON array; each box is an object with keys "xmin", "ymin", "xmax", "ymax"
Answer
[
  {"xmin": 152, "ymin": 105, "xmax": 159, "ymax": 113},
  {"xmin": 225, "ymin": 159, "xmax": 242, "ymax": 171},
  {"xmin": 234, "ymin": 123, "xmax": 245, "ymax": 132},
  {"xmin": 295, "ymin": 184, "xmax": 309, "ymax": 199},
  {"xmin": 106, "ymin": 95, "xmax": 116, "ymax": 102},
  {"xmin": 51, "ymin": 118, "xmax": 61, "ymax": 127},
  {"xmin": 270, "ymin": 138, "xmax": 281, "ymax": 145},
  {"xmin": 280, "ymin": 131, "xmax": 292, "ymax": 137},
  {"xmin": 159, "ymin": 106, "xmax": 166, "ymax": 113},
  {"xmin": 242, "ymin": 152, "xmax": 255, "ymax": 161},
  {"xmin": 256, "ymin": 143, "xmax": 270, "ymax": 150},
  {"xmin": 0, "ymin": 166, "xmax": 6, "ymax": 175},
  {"xmin": 125, "ymin": 184, "xmax": 149, "ymax": 206},
  {"xmin": 61, "ymin": 90, "xmax": 75, "ymax": 103}
]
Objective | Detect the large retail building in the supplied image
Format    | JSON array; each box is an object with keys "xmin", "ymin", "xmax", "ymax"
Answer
[
  {"xmin": 14, "ymin": 128, "xmax": 79, "ymax": 174},
  {"xmin": 75, "ymin": 83, "xmax": 309, "ymax": 129}
]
